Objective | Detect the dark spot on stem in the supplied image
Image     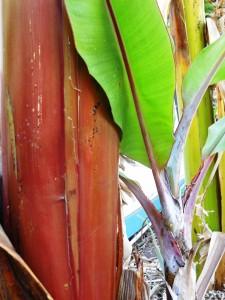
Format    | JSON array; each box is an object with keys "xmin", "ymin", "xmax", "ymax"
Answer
[{"xmin": 92, "ymin": 100, "xmax": 101, "ymax": 115}]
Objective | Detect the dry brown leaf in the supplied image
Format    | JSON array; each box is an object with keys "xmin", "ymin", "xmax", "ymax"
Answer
[
  {"xmin": 0, "ymin": 225, "xmax": 53, "ymax": 300},
  {"xmin": 117, "ymin": 269, "xmax": 149, "ymax": 300}
]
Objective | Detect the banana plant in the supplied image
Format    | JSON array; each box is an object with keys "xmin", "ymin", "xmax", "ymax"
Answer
[
  {"xmin": 65, "ymin": 0, "xmax": 225, "ymax": 297},
  {"xmin": 2, "ymin": 0, "xmax": 225, "ymax": 299}
]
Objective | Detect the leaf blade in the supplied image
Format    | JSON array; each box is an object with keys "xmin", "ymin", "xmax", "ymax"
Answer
[
  {"xmin": 65, "ymin": 0, "xmax": 175, "ymax": 167},
  {"xmin": 202, "ymin": 117, "xmax": 225, "ymax": 159},
  {"xmin": 167, "ymin": 34, "xmax": 225, "ymax": 190},
  {"xmin": 212, "ymin": 60, "xmax": 225, "ymax": 84},
  {"xmin": 183, "ymin": 34, "xmax": 225, "ymax": 106}
]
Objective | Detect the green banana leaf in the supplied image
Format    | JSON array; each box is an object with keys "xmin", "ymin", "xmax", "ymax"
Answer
[
  {"xmin": 182, "ymin": 34, "xmax": 225, "ymax": 106},
  {"xmin": 65, "ymin": 0, "xmax": 175, "ymax": 168},
  {"xmin": 202, "ymin": 117, "xmax": 225, "ymax": 159},
  {"xmin": 168, "ymin": 34, "xmax": 225, "ymax": 178},
  {"xmin": 212, "ymin": 60, "xmax": 225, "ymax": 84}
]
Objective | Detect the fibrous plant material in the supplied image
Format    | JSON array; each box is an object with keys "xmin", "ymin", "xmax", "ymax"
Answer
[{"xmin": 117, "ymin": 269, "xmax": 150, "ymax": 300}]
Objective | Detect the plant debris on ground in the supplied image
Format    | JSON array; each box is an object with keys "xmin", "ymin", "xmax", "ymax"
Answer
[{"xmin": 130, "ymin": 228, "xmax": 225, "ymax": 299}]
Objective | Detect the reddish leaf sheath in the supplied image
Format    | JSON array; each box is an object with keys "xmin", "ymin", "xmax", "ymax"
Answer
[{"xmin": 2, "ymin": 1, "xmax": 120, "ymax": 299}]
